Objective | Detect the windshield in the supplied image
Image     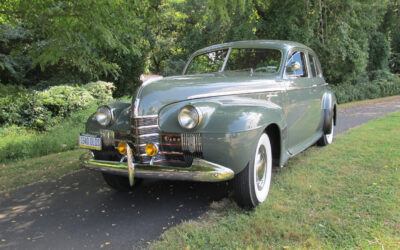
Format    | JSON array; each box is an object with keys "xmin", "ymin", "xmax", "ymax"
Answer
[
  {"xmin": 185, "ymin": 48, "xmax": 281, "ymax": 75},
  {"xmin": 225, "ymin": 48, "xmax": 281, "ymax": 73},
  {"xmin": 185, "ymin": 49, "xmax": 228, "ymax": 75}
]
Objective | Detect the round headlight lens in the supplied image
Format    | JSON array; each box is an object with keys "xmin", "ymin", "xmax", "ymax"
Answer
[
  {"xmin": 178, "ymin": 105, "xmax": 201, "ymax": 129},
  {"xmin": 95, "ymin": 106, "xmax": 113, "ymax": 126}
]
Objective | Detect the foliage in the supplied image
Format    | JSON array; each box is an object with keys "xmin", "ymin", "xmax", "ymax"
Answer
[
  {"xmin": 0, "ymin": 82, "xmax": 114, "ymax": 130},
  {"xmin": 329, "ymin": 71, "xmax": 400, "ymax": 103},
  {"xmin": 0, "ymin": 0, "xmax": 147, "ymax": 92},
  {"xmin": 152, "ymin": 111, "xmax": 400, "ymax": 249},
  {"xmin": 39, "ymin": 85, "xmax": 94, "ymax": 117},
  {"xmin": 0, "ymin": 0, "xmax": 399, "ymax": 97},
  {"xmin": 82, "ymin": 81, "xmax": 116, "ymax": 102},
  {"xmin": 368, "ymin": 32, "xmax": 390, "ymax": 71},
  {"xmin": 0, "ymin": 105, "xmax": 96, "ymax": 164}
]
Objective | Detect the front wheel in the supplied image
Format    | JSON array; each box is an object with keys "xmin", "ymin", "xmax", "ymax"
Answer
[{"xmin": 233, "ymin": 133, "xmax": 272, "ymax": 208}]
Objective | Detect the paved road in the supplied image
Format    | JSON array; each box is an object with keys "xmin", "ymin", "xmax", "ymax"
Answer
[{"xmin": 1, "ymin": 96, "xmax": 399, "ymax": 249}]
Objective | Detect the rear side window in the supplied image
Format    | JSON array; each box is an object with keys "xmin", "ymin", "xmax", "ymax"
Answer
[
  {"xmin": 286, "ymin": 51, "xmax": 308, "ymax": 77},
  {"xmin": 309, "ymin": 54, "xmax": 317, "ymax": 77}
]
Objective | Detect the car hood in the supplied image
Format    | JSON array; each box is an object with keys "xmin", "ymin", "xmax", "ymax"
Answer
[{"xmin": 135, "ymin": 72, "xmax": 282, "ymax": 116}]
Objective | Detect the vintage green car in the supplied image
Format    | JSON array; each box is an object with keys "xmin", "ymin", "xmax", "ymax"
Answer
[{"xmin": 79, "ymin": 40, "xmax": 337, "ymax": 208}]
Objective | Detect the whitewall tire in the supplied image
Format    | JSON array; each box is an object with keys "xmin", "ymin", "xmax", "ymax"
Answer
[{"xmin": 233, "ymin": 133, "xmax": 272, "ymax": 208}]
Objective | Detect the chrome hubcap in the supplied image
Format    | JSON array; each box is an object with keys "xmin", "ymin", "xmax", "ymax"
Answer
[{"xmin": 255, "ymin": 145, "xmax": 267, "ymax": 191}]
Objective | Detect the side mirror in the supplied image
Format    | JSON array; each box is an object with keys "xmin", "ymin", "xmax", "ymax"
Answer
[{"xmin": 287, "ymin": 61, "xmax": 301, "ymax": 74}]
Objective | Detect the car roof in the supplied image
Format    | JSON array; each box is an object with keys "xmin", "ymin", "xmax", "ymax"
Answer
[{"xmin": 193, "ymin": 40, "xmax": 312, "ymax": 55}]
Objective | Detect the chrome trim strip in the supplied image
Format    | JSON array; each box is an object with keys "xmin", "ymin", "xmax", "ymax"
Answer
[
  {"xmin": 188, "ymin": 83, "xmax": 330, "ymax": 99},
  {"xmin": 80, "ymin": 152, "xmax": 234, "ymax": 182},
  {"xmin": 221, "ymin": 47, "xmax": 232, "ymax": 72},
  {"xmin": 188, "ymin": 87, "xmax": 285, "ymax": 99},
  {"xmin": 131, "ymin": 125, "xmax": 159, "ymax": 130},
  {"xmin": 132, "ymin": 114, "xmax": 159, "ymax": 119},
  {"xmin": 135, "ymin": 151, "xmax": 184, "ymax": 157},
  {"xmin": 132, "ymin": 133, "xmax": 159, "ymax": 138}
]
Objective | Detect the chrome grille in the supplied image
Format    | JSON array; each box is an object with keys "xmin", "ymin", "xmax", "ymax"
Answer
[
  {"xmin": 131, "ymin": 116, "xmax": 161, "ymax": 163},
  {"xmin": 181, "ymin": 133, "xmax": 202, "ymax": 155},
  {"xmin": 131, "ymin": 116, "xmax": 202, "ymax": 166}
]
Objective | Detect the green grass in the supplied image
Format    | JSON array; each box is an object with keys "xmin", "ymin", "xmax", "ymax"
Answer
[
  {"xmin": 0, "ymin": 105, "xmax": 97, "ymax": 163},
  {"xmin": 0, "ymin": 149, "xmax": 83, "ymax": 191},
  {"xmin": 152, "ymin": 111, "xmax": 400, "ymax": 249}
]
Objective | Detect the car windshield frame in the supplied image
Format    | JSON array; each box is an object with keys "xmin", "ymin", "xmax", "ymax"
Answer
[{"xmin": 184, "ymin": 47, "xmax": 283, "ymax": 75}]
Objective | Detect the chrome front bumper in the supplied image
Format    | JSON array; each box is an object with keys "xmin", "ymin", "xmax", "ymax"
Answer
[{"xmin": 80, "ymin": 152, "xmax": 235, "ymax": 182}]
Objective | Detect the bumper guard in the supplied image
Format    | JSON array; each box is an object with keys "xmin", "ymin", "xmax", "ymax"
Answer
[{"xmin": 80, "ymin": 152, "xmax": 234, "ymax": 182}]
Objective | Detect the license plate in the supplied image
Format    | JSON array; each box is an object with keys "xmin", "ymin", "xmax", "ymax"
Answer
[{"xmin": 79, "ymin": 133, "xmax": 102, "ymax": 150}]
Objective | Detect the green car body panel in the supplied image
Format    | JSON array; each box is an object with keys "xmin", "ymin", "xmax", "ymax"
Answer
[{"xmin": 83, "ymin": 40, "xmax": 336, "ymax": 180}]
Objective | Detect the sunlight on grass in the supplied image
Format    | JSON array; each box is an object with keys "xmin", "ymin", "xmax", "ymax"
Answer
[
  {"xmin": 0, "ymin": 149, "xmax": 83, "ymax": 192},
  {"xmin": 152, "ymin": 111, "xmax": 400, "ymax": 249}
]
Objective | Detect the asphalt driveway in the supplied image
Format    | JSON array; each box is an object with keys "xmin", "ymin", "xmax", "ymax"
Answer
[{"xmin": 1, "ymin": 96, "xmax": 399, "ymax": 249}]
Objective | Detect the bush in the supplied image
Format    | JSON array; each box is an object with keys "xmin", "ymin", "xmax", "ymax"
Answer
[
  {"xmin": 0, "ymin": 81, "xmax": 114, "ymax": 130},
  {"xmin": 329, "ymin": 71, "xmax": 400, "ymax": 103},
  {"xmin": 82, "ymin": 81, "xmax": 115, "ymax": 102},
  {"xmin": 0, "ymin": 85, "xmax": 52, "ymax": 130},
  {"xmin": 39, "ymin": 85, "xmax": 94, "ymax": 117}
]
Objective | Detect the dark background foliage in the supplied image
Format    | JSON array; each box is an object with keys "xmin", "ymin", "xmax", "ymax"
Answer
[{"xmin": 0, "ymin": 0, "xmax": 399, "ymax": 98}]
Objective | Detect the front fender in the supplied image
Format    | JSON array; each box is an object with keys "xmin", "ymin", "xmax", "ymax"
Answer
[
  {"xmin": 159, "ymin": 95, "xmax": 285, "ymax": 133},
  {"xmin": 158, "ymin": 94, "xmax": 285, "ymax": 173},
  {"xmin": 86, "ymin": 101, "xmax": 132, "ymax": 134}
]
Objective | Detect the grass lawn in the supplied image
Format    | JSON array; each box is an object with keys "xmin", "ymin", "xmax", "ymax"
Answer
[
  {"xmin": 0, "ymin": 149, "xmax": 83, "ymax": 192},
  {"xmin": 152, "ymin": 111, "xmax": 400, "ymax": 249},
  {"xmin": 0, "ymin": 105, "xmax": 97, "ymax": 164},
  {"xmin": 338, "ymin": 94, "xmax": 400, "ymax": 108}
]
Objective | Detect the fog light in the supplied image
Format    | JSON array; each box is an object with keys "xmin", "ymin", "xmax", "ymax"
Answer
[
  {"xmin": 145, "ymin": 143, "xmax": 158, "ymax": 157},
  {"xmin": 118, "ymin": 142, "xmax": 130, "ymax": 155}
]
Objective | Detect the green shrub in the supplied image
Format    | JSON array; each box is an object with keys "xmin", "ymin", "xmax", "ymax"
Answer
[
  {"xmin": 39, "ymin": 85, "xmax": 94, "ymax": 117},
  {"xmin": 329, "ymin": 71, "xmax": 400, "ymax": 103},
  {"xmin": 0, "ymin": 85, "xmax": 52, "ymax": 130},
  {"xmin": 0, "ymin": 82, "xmax": 114, "ymax": 130},
  {"xmin": 0, "ymin": 105, "xmax": 97, "ymax": 163},
  {"xmin": 82, "ymin": 81, "xmax": 115, "ymax": 102}
]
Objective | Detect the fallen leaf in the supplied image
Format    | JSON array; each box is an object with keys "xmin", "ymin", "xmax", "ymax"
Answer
[{"xmin": 4, "ymin": 193, "xmax": 9, "ymax": 197}]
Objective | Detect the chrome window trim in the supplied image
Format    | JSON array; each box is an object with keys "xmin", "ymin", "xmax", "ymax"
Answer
[{"xmin": 220, "ymin": 47, "xmax": 232, "ymax": 72}]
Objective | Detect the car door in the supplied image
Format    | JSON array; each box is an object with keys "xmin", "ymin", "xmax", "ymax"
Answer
[
  {"xmin": 284, "ymin": 50, "xmax": 320, "ymax": 154},
  {"xmin": 308, "ymin": 52, "xmax": 326, "ymax": 133}
]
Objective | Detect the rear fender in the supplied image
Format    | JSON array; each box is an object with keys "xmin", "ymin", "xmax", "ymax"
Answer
[{"xmin": 321, "ymin": 91, "xmax": 337, "ymax": 133}]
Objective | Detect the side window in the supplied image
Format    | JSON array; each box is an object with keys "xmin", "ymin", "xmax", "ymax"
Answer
[
  {"xmin": 309, "ymin": 54, "xmax": 317, "ymax": 77},
  {"xmin": 286, "ymin": 51, "xmax": 308, "ymax": 77}
]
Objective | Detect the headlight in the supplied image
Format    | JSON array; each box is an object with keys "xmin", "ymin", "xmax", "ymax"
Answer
[
  {"xmin": 95, "ymin": 106, "xmax": 113, "ymax": 126},
  {"xmin": 178, "ymin": 105, "xmax": 202, "ymax": 129}
]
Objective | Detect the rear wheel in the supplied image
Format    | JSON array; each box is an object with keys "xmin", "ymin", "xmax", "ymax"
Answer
[
  {"xmin": 102, "ymin": 173, "xmax": 142, "ymax": 192},
  {"xmin": 318, "ymin": 118, "xmax": 334, "ymax": 146},
  {"xmin": 233, "ymin": 133, "xmax": 272, "ymax": 208}
]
